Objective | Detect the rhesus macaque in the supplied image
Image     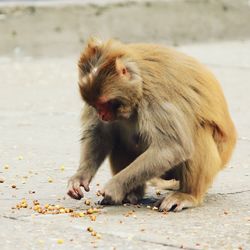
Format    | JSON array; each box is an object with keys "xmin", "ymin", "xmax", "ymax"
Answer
[{"xmin": 67, "ymin": 37, "xmax": 236, "ymax": 211}]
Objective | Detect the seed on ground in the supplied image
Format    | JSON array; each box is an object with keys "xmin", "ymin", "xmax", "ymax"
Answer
[{"xmin": 57, "ymin": 239, "xmax": 64, "ymax": 244}]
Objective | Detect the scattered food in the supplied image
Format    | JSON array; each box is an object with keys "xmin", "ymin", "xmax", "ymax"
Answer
[
  {"xmin": 91, "ymin": 231, "xmax": 97, "ymax": 237},
  {"xmin": 60, "ymin": 165, "xmax": 65, "ymax": 171},
  {"xmin": 48, "ymin": 177, "xmax": 53, "ymax": 183},
  {"xmin": 96, "ymin": 190, "xmax": 102, "ymax": 196},
  {"xmin": 124, "ymin": 210, "xmax": 135, "ymax": 217},
  {"xmin": 4, "ymin": 164, "xmax": 9, "ymax": 170},
  {"xmin": 96, "ymin": 233, "xmax": 101, "ymax": 239},
  {"xmin": 87, "ymin": 227, "xmax": 101, "ymax": 239},
  {"xmin": 18, "ymin": 155, "xmax": 24, "ymax": 160},
  {"xmin": 57, "ymin": 239, "xmax": 64, "ymax": 244},
  {"xmin": 0, "ymin": 177, "xmax": 5, "ymax": 183},
  {"xmin": 90, "ymin": 215, "xmax": 96, "ymax": 221},
  {"xmin": 11, "ymin": 184, "xmax": 17, "ymax": 189},
  {"xmin": 85, "ymin": 200, "xmax": 91, "ymax": 206}
]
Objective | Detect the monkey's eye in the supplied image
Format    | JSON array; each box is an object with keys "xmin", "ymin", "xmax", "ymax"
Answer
[{"xmin": 109, "ymin": 99, "xmax": 123, "ymax": 111}]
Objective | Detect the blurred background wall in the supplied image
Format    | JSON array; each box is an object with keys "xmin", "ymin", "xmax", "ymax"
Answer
[{"xmin": 0, "ymin": 0, "xmax": 250, "ymax": 57}]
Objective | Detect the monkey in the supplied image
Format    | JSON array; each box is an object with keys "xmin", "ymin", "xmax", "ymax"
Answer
[{"xmin": 67, "ymin": 37, "xmax": 237, "ymax": 211}]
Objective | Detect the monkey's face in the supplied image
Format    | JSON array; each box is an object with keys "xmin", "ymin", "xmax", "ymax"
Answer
[
  {"xmin": 78, "ymin": 39, "xmax": 143, "ymax": 122},
  {"xmin": 78, "ymin": 66, "xmax": 142, "ymax": 122}
]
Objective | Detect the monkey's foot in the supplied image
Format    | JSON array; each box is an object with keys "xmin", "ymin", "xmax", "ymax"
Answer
[
  {"xmin": 155, "ymin": 192, "xmax": 199, "ymax": 212},
  {"xmin": 123, "ymin": 185, "xmax": 145, "ymax": 205},
  {"xmin": 149, "ymin": 178, "xmax": 180, "ymax": 191},
  {"xmin": 100, "ymin": 178, "xmax": 125, "ymax": 205}
]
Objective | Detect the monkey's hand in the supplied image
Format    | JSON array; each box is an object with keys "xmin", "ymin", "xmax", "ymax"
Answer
[
  {"xmin": 67, "ymin": 172, "xmax": 92, "ymax": 200},
  {"xmin": 100, "ymin": 178, "xmax": 125, "ymax": 205}
]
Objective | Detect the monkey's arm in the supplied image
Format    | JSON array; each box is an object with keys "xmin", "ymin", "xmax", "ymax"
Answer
[
  {"xmin": 68, "ymin": 112, "xmax": 112, "ymax": 199},
  {"xmin": 101, "ymin": 102, "xmax": 194, "ymax": 204}
]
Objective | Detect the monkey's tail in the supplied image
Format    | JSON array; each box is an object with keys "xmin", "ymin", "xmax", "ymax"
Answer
[{"xmin": 212, "ymin": 118, "xmax": 237, "ymax": 168}]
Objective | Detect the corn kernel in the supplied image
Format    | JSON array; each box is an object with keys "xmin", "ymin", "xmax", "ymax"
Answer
[
  {"xmin": 4, "ymin": 164, "xmax": 9, "ymax": 170},
  {"xmin": 91, "ymin": 231, "xmax": 97, "ymax": 237},
  {"xmin": 87, "ymin": 208, "xmax": 94, "ymax": 214},
  {"xmin": 57, "ymin": 239, "xmax": 64, "ymax": 244},
  {"xmin": 55, "ymin": 205, "xmax": 61, "ymax": 209},
  {"xmin": 90, "ymin": 215, "xmax": 96, "ymax": 221},
  {"xmin": 85, "ymin": 200, "xmax": 91, "ymax": 206},
  {"xmin": 59, "ymin": 208, "xmax": 65, "ymax": 214}
]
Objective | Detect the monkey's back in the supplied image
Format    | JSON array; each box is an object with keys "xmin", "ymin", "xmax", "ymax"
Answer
[{"xmin": 128, "ymin": 43, "xmax": 236, "ymax": 166}]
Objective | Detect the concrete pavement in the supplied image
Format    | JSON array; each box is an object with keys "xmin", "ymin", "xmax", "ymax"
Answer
[{"xmin": 0, "ymin": 40, "xmax": 250, "ymax": 249}]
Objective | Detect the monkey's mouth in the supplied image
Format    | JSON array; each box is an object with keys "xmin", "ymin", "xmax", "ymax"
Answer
[{"xmin": 96, "ymin": 99, "xmax": 123, "ymax": 122}]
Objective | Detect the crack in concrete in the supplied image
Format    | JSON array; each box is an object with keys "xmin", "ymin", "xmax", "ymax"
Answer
[
  {"xmin": 216, "ymin": 189, "xmax": 250, "ymax": 195},
  {"xmin": 2, "ymin": 215, "xmax": 27, "ymax": 221},
  {"xmin": 98, "ymin": 231, "xmax": 197, "ymax": 250}
]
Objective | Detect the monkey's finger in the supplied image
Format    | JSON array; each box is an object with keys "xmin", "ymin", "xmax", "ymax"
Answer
[
  {"xmin": 67, "ymin": 181, "xmax": 82, "ymax": 199},
  {"xmin": 100, "ymin": 189, "xmax": 105, "ymax": 196},
  {"xmin": 173, "ymin": 200, "xmax": 193, "ymax": 212},
  {"xmin": 72, "ymin": 182, "xmax": 84, "ymax": 198},
  {"xmin": 159, "ymin": 198, "xmax": 179, "ymax": 212},
  {"xmin": 67, "ymin": 189, "xmax": 82, "ymax": 200},
  {"xmin": 154, "ymin": 197, "xmax": 164, "ymax": 208},
  {"xmin": 81, "ymin": 179, "xmax": 90, "ymax": 192}
]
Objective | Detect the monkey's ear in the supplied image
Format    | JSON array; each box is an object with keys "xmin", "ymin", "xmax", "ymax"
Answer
[
  {"xmin": 87, "ymin": 37, "xmax": 103, "ymax": 55},
  {"xmin": 115, "ymin": 58, "xmax": 130, "ymax": 78},
  {"xmin": 115, "ymin": 57, "xmax": 142, "ymax": 83}
]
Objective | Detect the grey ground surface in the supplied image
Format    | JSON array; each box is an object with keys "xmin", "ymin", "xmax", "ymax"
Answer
[
  {"xmin": 1, "ymin": 1, "xmax": 250, "ymax": 249},
  {"xmin": 0, "ymin": 40, "xmax": 250, "ymax": 250}
]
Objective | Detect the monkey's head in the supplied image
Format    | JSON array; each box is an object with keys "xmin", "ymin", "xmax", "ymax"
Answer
[{"xmin": 78, "ymin": 38, "xmax": 143, "ymax": 122}]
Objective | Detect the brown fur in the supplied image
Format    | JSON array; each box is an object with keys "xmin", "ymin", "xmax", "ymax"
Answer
[{"xmin": 67, "ymin": 38, "xmax": 236, "ymax": 211}]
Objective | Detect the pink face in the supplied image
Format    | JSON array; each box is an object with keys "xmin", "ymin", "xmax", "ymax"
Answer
[
  {"xmin": 94, "ymin": 96, "xmax": 122, "ymax": 122},
  {"xmin": 95, "ymin": 100, "xmax": 114, "ymax": 122}
]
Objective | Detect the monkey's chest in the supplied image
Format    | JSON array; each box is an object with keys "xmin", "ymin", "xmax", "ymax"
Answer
[{"xmin": 115, "ymin": 124, "xmax": 146, "ymax": 154}]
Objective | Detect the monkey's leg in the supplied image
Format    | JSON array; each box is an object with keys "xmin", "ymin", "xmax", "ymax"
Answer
[
  {"xmin": 101, "ymin": 141, "xmax": 193, "ymax": 205},
  {"xmin": 148, "ymin": 165, "xmax": 182, "ymax": 190},
  {"xmin": 109, "ymin": 147, "xmax": 145, "ymax": 204},
  {"xmin": 157, "ymin": 128, "xmax": 222, "ymax": 212},
  {"xmin": 68, "ymin": 124, "xmax": 112, "ymax": 200}
]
